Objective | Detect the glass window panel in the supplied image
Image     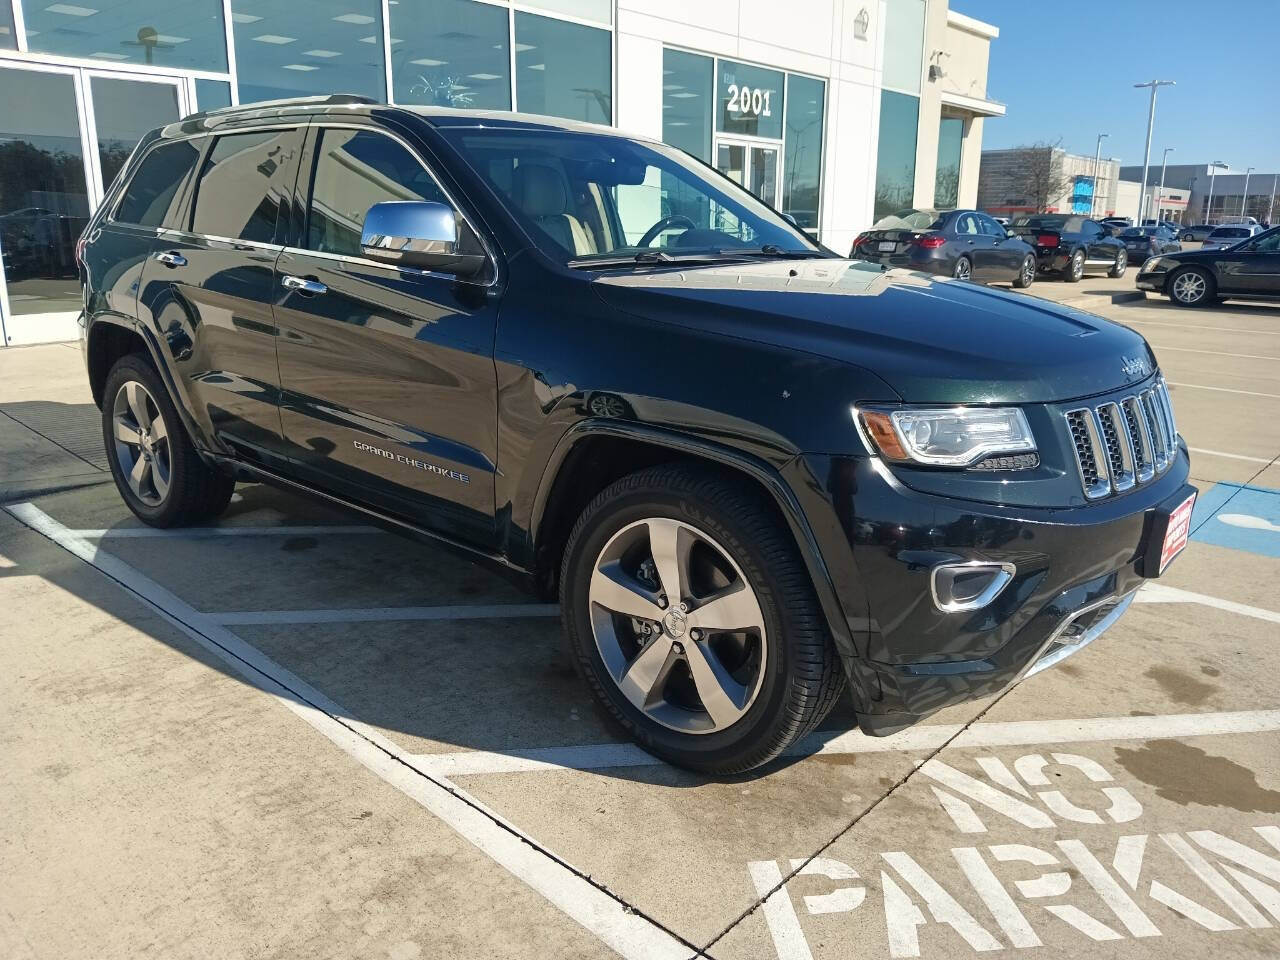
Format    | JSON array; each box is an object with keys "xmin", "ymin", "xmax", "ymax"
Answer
[
  {"xmin": 520, "ymin": 0, "xmax": 611, "ymax": 25},
  {"xmin": 716, "ymin": 59, "xmax": 783, "ymax": 140},
  {"xmin": 782, "ymin": 73, "xmax": 824, "ymax": 230},
  {"xmin": 662, "ymin": 48, "xmax": 712, "ymax": 162},
  {"xmin": 23, "ymin": 0, "xmax": 227, "ymax": 71},
  {"xmin": 191, "ymin": 130, "xmax": 294, "ymax": 243},
  {"xmin": 514, "ymin": 12, "xmax": 611, "ymax": 125},
  {"xmin": 1, "ymin": 3, "xmax": 16, "ymax": 50},
  {"xmin": 0, "ymin": 68, "xmax": 89, "ymax": 320},
  {"xmin": 882, "ymin": 0, "xmax": 924, "ymax": 94},
  {"xmin": 90, "ymin": 77, "xmax": 181, "ymax": 190},
  {"xmin": 114, "ymin": 139, "xmax": 201, "ymax": 227},
  {"xmin": 934, "ymin": 115, "xmax": 963, "ymax": 211},
  {"xmin": 305, "ymin": 128, "xmax": 448, "ymax": 256},
  {"xmin": 196, "ymin": 78, "xmax": 233, "ymax": 111},
  {"xmin": 873, "ymin": 90, "xmax": 919, "ymax": 220},
  {"xmin": 231, "ymin": 0, "xmax": 384, "ymax": 105},
  {"xmin": 391, "ymin": 0, "xmax": 510, "ymax": 110}
]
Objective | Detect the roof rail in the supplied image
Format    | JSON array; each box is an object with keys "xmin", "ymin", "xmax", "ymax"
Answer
[{"xmin": 184, "ymin": 93, "xmax": 379, "ymax": 123}]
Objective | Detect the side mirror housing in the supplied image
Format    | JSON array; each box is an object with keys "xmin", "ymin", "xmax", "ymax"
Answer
[{"xmin": 360, "ymin": 201, "xmax": 486, "ymax": 276}]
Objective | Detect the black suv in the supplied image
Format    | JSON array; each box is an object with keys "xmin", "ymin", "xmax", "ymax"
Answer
[{"xmin": 78, "ymin": 96, "xmax": 1196, "ymax": 774}]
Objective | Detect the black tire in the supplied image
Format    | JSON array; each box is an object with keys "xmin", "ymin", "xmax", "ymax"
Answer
[
  {"xmin": 1012, "ymin": 254, "xmax": 1036, "ymax": 289},
  {"xmin": 953, "ymin": 256, "xmax": 972, "ymax": 281},
  {"xmin": 1181, "ymin": 231, "xmax": 1193, "ymax": 242},
  {"xmin": 1108, "ymin": 248, "xmax": 1128, "ymax": 278},
  {"xmin": 102, "ymin": 353, "xmax": 235, "ymax": 527},
  {"xmin": 1063, "ymin": 249, "xmax": 1084, "ymax": 283},
  {"xmin": 560, "ymin": 464, "xmax": 845, "ymax": 774},
  {"xmin": 1166, "ymin": 266, "xmax": 1216, "ymax": 308}
]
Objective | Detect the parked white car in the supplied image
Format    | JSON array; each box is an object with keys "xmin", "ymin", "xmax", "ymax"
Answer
[{"xmin": 1200, "ymin": 224, "xmax": 1263, "ymax": 251}]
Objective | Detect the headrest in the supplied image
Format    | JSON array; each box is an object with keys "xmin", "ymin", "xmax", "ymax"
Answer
[{"xmin": 513, "ymin": 163, "xmax": 569, "ymax": 218}]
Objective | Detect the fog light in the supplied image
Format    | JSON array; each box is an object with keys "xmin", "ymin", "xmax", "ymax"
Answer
[{"xmin": 931, "ymin": 561, "xmax": 1016, "ymax": 613}]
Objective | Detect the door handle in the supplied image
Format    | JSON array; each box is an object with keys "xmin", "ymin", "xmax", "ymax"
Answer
[
  {"xmin": 153, "ymin": 250, "xmax": 187, "ymax": 268},
  {"xmin": 282, "ymin": 274, "xmax": 327, "ymax": 296}
]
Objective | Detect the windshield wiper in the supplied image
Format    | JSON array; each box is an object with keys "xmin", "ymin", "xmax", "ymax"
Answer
[
  {"xmin": 728, "ymin": 244, "xmax": 826, "ymax": 259},
  {"xmin": 568, "ymin": 249, "xmax": 757, "ymax": 270}
]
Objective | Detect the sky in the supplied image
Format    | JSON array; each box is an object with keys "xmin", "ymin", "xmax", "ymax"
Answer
[{"xmin": 948, "ymin": 0, "xmax": 1280, "ymax": 175}]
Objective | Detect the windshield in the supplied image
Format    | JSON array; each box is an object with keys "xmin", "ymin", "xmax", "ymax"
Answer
[
  {"xmin": 1121, "ymin": 228, "xmax": 1157, "ymax": 237},
  {"xmin": 1012, "ymin": 215, "xmax": 1074, "ymax": 229},
  {"xmin": 870, "ymin": 209, "xmax": 940, "ymax": 231},
  {"xmin": 436, "ymin": 126, "xmax": 820, "ymax": 266}
]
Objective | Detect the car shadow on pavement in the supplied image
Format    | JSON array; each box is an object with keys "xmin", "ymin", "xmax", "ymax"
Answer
[{"xmin": 1, "ymin": 481, "xmax": 861, "ymax": 785}]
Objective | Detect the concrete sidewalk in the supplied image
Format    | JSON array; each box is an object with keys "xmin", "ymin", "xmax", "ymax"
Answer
[{"xmin": 0, "ymin": 343, "xmax": 108, "ymax": 502}]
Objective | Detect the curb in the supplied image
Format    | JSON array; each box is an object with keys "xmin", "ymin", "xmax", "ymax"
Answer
[{"xmin": 1111, "ymin": 291, "xmax": 1146, "ymax": 304}]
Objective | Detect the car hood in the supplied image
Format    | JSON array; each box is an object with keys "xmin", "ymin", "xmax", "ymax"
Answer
[{"xmin": 591, "ymin": 258, "xmax": 1157, "ymax": 404}]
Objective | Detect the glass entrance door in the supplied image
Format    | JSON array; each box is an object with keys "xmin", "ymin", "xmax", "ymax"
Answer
[
  {"xmin": 715, "ymin": 139, "xmax": 780, "ymax": 208},
  {"xmin": 0, "ymin": 64, "xmax": 186, "ymax": 346}
]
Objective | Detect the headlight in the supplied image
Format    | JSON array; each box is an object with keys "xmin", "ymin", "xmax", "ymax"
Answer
[
  {"xmin": 858, "ymin": 406, "xmax": 1036, "ymax": 467},
  {"xmin": 1146, "ymin": 257, "xmax": 1172, "ymax": 271}
]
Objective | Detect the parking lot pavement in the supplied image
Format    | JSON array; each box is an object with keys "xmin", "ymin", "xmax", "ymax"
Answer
[{"xmin": 3, "ymin": 295, "xmax": 1280, "ymax": 960}]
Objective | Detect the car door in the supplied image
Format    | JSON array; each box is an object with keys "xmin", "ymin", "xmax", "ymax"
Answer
[
  {"xmin": 953, "ymin": 212, "xmax": 992, "ymax": 279},
  {"xmin": 272, "ymin": 121, "xmax": 500, "ymax": 547},
  {"xmin": 1216, "ymin": 230, "xmax": 1280, "ymax": 295},
  {"xmin": 138, "ymin": 124, "xmax": 302, "ymax": 469},
  {"xmin": 1080, "ymin": 219, "xmax": 1112, "ymax": 264},
  {"xmin": 979, "ymin": 213, "xmax": 1021, "ymax": 277}
]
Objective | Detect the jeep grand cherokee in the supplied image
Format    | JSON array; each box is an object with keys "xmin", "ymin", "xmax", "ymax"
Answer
[{"xmin": 78, "ymin": 95, "xmax": 1196, "ymax": 774}]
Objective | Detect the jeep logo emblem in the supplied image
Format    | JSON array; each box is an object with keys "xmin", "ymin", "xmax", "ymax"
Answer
[{"xmin": 1121, "ymin": 355, "xmax": 1150, "ymax": 378}]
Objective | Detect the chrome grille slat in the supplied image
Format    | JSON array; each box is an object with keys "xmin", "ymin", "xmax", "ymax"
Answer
[{"xmin": 1064, "ymin": 380, "xmax": 1179, "ymax": 500}]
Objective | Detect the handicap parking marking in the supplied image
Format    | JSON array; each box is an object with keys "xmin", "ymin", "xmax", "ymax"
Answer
[{"xmin": 1190, "ymin": 482, "xmax": 1280, "ymax": 558}]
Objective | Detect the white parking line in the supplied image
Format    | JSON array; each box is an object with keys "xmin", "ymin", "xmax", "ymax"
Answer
[
  {"xmin": 1154, "ymin": 345, "xmax": 1280, "ymax": 361},
  {"xmin": 1134, "ymin": 582, "xmax": 1280, "ymax": 624},
  {"xmin": 1126, "ymin": 319, "xmax": 1280, "ymax": 337},
  {"xmin": 1188, "ymin": 447, "xmax": 1276, "ymax": 464},
  {"xmin": 3, "ymin": 503, "xmax": 692, "ymax": 960},
  {"xmin": 1167, "ymin": 381, "xmax": 1280, "ymax": 400},
  {"xmin": 412, "ymin": 710, "xmax": 1280, "ymax": 777},
  {"xmin": 213, "ymin": 604, "xmax": 559, "ymax": 625},
  {"xmin": 72, "ymin": 524, "xmax": 381, "ymax": 538}
]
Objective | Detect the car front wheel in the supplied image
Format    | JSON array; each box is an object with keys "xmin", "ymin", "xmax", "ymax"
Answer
[
  {"xmin": 1168, "ymin": 267, "xmax": 1215, "ymax": 308},
  {"xmin": 953, "ymin": 256, "xmax": 972, "ymax": 281},
  {"xmin": 1012, "ymin": 254, "xmax": 1036, "ymax": 289},
  {"xmin": 1108, "ymin": 249, "xmax": 1128, "ymax": 278},
  {"xmin": 561, "ymin": 464, "xmax": 845, "ymax": 774}
]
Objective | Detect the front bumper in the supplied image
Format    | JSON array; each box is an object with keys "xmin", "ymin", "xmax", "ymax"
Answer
[
  {"xmin": 1135, "ymin": 266, "xmax": 1170, "ymax": 291},
  {"xmin": 785, "ymin": 443, "xmax": 1194, "ymax": 736}
]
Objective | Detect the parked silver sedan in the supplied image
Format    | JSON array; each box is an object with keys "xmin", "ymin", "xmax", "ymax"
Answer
[{"xmin": 1201, "ymin": 224, "xmax": 1263, "ymax": 251}]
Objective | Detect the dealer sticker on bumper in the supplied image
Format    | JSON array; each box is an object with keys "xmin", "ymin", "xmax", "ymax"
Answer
[{"xmin": 1159, "ymin": 492, "xmax": 1196, "ymax": 573}]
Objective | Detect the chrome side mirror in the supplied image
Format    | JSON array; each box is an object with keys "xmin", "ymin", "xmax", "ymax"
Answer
[{"xmin": 360, "ymin": 201, "xmax": 485, "ymax": 276}]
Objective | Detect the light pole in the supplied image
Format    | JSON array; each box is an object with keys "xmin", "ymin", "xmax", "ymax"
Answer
[
  {"xmin": 1134, "ymin": 80, "xmax": 1175, "ymax": 225},
  {"xmin": 1269, "ymin": 175, "xmax": 1277, "ymax": 226},
  {"xmin": 1206, "ymin": 161, "xmax": 1227, "ymax": 224},
  {"xmin": 1241, "ymin": 166, "xmax": 1255, "ymax": 221},
  {"xmin": 1155, "ymin": 147, "xmax": 1173, "ymax": 224},
  {"xmin": 1091, "ymin": 133, "xmax": 1108, "ymax": 217}
]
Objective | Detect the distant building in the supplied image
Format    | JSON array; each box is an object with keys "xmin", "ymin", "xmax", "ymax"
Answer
[
  {"xmin": 977, "ymin": 147, "xmax": 1121, "ymax": 218},
  {"xmin": 1119, "ymin": 164, "xmax": 1280, "ymax": 225}
]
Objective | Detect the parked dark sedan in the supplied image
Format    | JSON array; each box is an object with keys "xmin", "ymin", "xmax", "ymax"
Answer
[
  {"xmin": 1010, "ymin": 214, "xmax": 1128, "ymax": 282},
  {"xmin": 850, "ymin": 208, "xmax": 1037, "ymax": 287},
  {"xmin": 1136, "ymin": 224, "xmax": 1280, "ymax": 306},
  {"xmin": 1119, "ymin": 226, "xmax": 1182, "ymax": 265}
]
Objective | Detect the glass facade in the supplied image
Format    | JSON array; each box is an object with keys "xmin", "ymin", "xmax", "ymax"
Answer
[
  {"xmin": 391, "ymin": 0, "xmax": 511, "ymax": 110},
  {"xmin": 663, "ymin": 49, "xmax": 713, "ymax": 162},
  {"xmin": 514, "ymin": 12, "xmax": 611, "ymax": 125},
  {"xmin": 231, "ymin": 0, "xmax": 386, "ymax": 104},
  {"xmin": 23, "ymin": 0, "xmax": 227, "ymax": 71},
  {"xmin": 1, "ymin": 3, "xmax": 16, "ymax": 50},
  {"xmin": 934, "ymin": 116, "xmax": 963, "ymax": 211},
  {"xmin": 873, "ymin": 90, "xmax": 919, "ymax": 219},
  {"xmin": 783, "ymin": 74, "xmax": 824, "ymax": 230},
  {"xmin": 90, "ymin": 77, "xmax": 181, "ymax": 189},
  {"xmin": 195, "ymin": 79, "xmax": 233, "ymax": 111},
  {"xmin": 882, "ymin": 0, "xmax": 924, "ymax": 95},
  {"xmin": 716, "ymin": 59, "xmax": 783, "ymax": 140}
]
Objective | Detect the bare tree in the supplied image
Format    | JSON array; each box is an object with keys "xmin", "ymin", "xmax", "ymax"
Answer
[{"xmin": 1007, "ymin": 140, "xmax": 1073, "ymax": 213}]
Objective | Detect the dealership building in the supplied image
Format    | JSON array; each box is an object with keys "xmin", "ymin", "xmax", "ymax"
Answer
[{"xmin": 0, "ymin": 0, "xmax": 1001, "ymax": 346}]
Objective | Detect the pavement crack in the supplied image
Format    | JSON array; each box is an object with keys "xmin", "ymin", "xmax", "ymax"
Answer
[{"xmin": 696, "ymin": 686, "xmax": 1021, "ymax": 955}]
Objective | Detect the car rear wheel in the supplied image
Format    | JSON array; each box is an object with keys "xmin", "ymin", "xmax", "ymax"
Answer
[
  {"xmin": 102, "ymin": 354, "xmax": 235, "ymax": 527},
  {"xmin": 953, "ymin": 256, "xmax": 972, "ymax": 281},
  {"xmin": 1064, "ymin": 249, "xmax": 1084, "ymax": 283},
  {"xmin": 1012, "ymin": 254, "xmax": 1035, "ymax": 289},
  {"xmin": 1108, "ymin": 249, "xmax": 1128, "ymax": 278},
  {"xmin": 561, "ymin": 464, "xmax": 845, "ymax": 774},
  {"xmin": 1168, "ymin": 267, "xmax": 1215, "ymax": 308}
]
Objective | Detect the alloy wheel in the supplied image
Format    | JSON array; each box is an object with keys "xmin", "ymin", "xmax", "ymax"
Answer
[
  {"xmin": 1071, "ymin": 252, "xmax": 1084, "ymax": 280},
  {"xmin": 588, "ymin": 393, "xmax": 628, "ymax": 418},
  {"xmin": 111, "ymin": 380, "xmax": 171, "ymax": 506},
  {"xmin": 587, "ymin": 517, "xmax": 767, "ymax": 734},
  {"xmin": 954, "ymin": 258, "xmax": 971, "ymax": 281},
  {"xmin": 1021, "ymin": 257, "xmax": 1035, "ymax": 285},
  {"xmin": 1172, "ymin": 270, "xmax": 1206, "ymax": 304}
]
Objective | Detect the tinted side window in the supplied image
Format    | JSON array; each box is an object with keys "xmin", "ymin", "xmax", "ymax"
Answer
[
  {"xmin": 978, "ymin": 215, "xmax": 1004, "ymax": 237},
  {"xmin": 191, "ymin": 130, "xmax": 297, "ymax": 243},
  {"xmin": 305, "ymin": 128, "xmax": 449, "ymax": 256},
  {"xmin": 955, "ymin": 213, "xmax": 978, "ymax": 235},
  {"xmin": 115, "ymin": 139, "xmax": 201, "ymax": 228}
]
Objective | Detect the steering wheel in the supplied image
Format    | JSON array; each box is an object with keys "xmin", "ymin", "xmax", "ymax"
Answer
[{"xmin": 637, "ymin": 215, "xmax": 696, "ymax": 248}]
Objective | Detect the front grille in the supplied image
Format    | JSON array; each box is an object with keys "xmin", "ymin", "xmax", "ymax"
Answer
[{"xmin": 1065, "ymin": 379, "xmax": 1178, "ymax": 500}]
